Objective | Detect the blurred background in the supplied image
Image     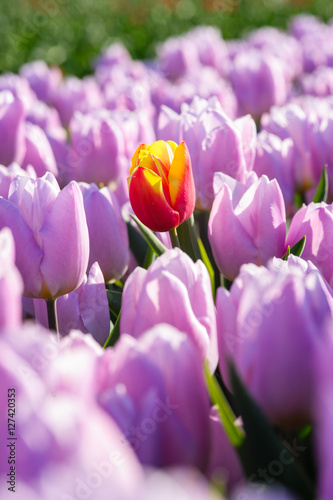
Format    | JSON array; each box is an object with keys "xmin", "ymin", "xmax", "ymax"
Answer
[{"xmin": 1, "ymin": 0, "xmax": 332, "ymax": 77}]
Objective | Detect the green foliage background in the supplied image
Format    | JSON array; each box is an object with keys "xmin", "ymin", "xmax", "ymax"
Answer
[{"xmin": 1, "ymin": 0, "xmax": 332, "ymax": 76}]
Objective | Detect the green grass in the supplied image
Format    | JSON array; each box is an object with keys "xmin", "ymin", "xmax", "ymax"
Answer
[{"xmin": 1, "ymin": 0, "xmax": 333, "ymax": 77}]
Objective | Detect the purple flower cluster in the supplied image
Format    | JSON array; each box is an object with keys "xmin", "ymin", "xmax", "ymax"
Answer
[{"xmin": 1, "ymin": 12, "xmax": 333, "ymax": 500}]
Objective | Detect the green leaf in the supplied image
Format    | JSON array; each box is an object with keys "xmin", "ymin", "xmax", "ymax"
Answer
[
  {"xmin": 282, "ymin": 246, "xmax": 290, "ymax": 261},
  {"xmin": 130, "ymin": 214, "xmax": 167, "ymax": 256},
  {"xmin": 177, "ymin": 215, "xmax": 201, "ymax": 261},
  {"xmin": 290, "ymin": 235, "xmax": 306, "ymax": 258},
  {"xmin": 106, "ymin": 289, "xmax": 122, "ymax": 316},
  {"xmin": 204, "ymin": 362, "xmax": 245, "ymax": 448},
  {"xmin": 103, "ymin": 309, "xmax": 121, "ymax": 348},
  {"xmin": 143, "ymin": 245, "xmax": 156, "ymax": 269},
  {"xmin": 229, "ymin": 360, "xmax": 315, "ymax": 499},
  {"xmin": 312, "ymin": 165, "xmax": 328, "ymax": 203},
  {"xmin": 126, "ymin": 220, "xmax": 148, "ymax": 266},
  {"xmin": 198, "ymin": 238, "xmax": 215, "ymax": 300}
]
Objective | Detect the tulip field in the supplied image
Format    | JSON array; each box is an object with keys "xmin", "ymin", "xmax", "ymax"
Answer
[{"xmin": 2, "ymin": 2, "xmax": 333, "ymax": 500}]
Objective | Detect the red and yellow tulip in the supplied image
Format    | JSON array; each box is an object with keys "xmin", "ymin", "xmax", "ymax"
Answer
[{"xmin": 128, "ymin": 140, "xmax": 195, "ymax": 232}]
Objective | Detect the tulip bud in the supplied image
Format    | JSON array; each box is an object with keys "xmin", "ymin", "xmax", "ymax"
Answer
[
  {"xmin": 0, "ymin": 173, "xmax": 89, "ymax": 299},
  {"xmin": 208, "ymin": 174, "xmax": 286, "ymax": 281},
  {"xmin": 217, "ymin": 256, "xmax": 333, "ymax": 427},
  {"xmin": 286, "ymin": 202, "xmax": 333, "ymax": 287},
  {"xmin": 128, "ymin": 140, "xmax": 195, "ymax": 232}
]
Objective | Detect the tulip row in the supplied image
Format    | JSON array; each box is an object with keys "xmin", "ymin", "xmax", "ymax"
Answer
[{"xmin": 1, "ymin": 12, "xmax": 333, "ymax": 500}]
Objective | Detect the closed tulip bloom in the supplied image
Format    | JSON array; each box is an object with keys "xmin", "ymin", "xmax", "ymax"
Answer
[
  {"xmin": 253, "ymin": 131, "xmax": 295, "ymax": 214},
  {"xmin": 80, "ymin": 182, "xmax": 129, "ymax": 282},
  {"xmin": 19, "ymin": 60, "xmax": 62, "ymax": 103},
  {"xmin": 0, "ymin": 91, "xmax": 26, "ymax": 166},
  {"xmin": 97, "ymin": 324, "xmax": 211, "ymax": 470},
  {"xmin": 22, "ymin": 122, "xmax": 59, "ymax": 177},
  {"xmin": 0, "ymin": 172, "xmax": 89, "ymax": 299},
  {"xmin": 217, "ymin": 256, "xmax": 333, "ymax": 427},
  {"xmin": 230, "ymin": 49, "xmax": 289, "ymax": 117},
  {"xmin": 51, "ymin": 75, "xmax": 104, "ymax": 127},
  {"xmin": 0, "ymin": 228, "xmax": 23, "ymax": 331},
  {"xmin": 69, "ymin": 109, "xmax": 126, "ymax": 187},
  {"xmin": 128, "ymin": 140, "xmax": 195, "ymax": 232},
  {"xmin": 208, "ymin": 174, "xmax": 286, "ymax": 281},
  {"xmin": 120, "ymin": 248, "xmax": 218, "ymax": 372},
  {"xmin": 286, "ymin": 202, "xmax": 333, "ymax": 287}
]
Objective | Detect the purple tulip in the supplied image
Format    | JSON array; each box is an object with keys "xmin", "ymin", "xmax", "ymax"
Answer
[
  {"xmin": 314, "ymin": 328, "xmax": 333, "ymax": 500},
  {"xmin": 289, "ymin": 13, "xmax": 324, "ymax": 39},
  {"xmin": 152, "ymin": 68, "xmax": 237, "ymax": 119},
  {"xmin": 68, "ymin": 109, "xmax": 127, "ymax": 186},
  {"xmin": 0, "ymin": 326, "xmax": 143, "ymax": 499},
  {"xmin": 0, "ymin": 228, "xmax": 23, "ymax": 330},
  {"xmin": 247, "ymin": 27, "xmax": 303, "ymax": 82},
  {"xmin": 33, "ymin": 262, "xmax": 110, "ymax": 345},
  {"xmin": 0, "ymin": 73, "xmax": 36, "ymax": 110},
  {"xmin": 158, "ymin": 96, "xmax": 256, "ymax": 209},
  {"xmin": 0, "ymin": 172, "xmax": 89, "ymax": 299},
  {"xmin": 157, "ymin": 35, "xmax": 200, "ymax": 80},
  {"xmin": 229, "ymin": 48, "xmax": 289, "ymax": 117},
  {"xmin": 0, "ymin": 163, "xmax": 36, "ymax": 199},
  {"xmin": 186, "ymin": 26, "xmax": 229, "ymax": 76},
  {"xmin": 79, "ymin": 182, "xmax": 129, "ymax": 282},
  {"xmin": 21, "ymin": 122, "xmax": 58, "ymax": 177},
  {"xmin": 97, "ymin": 324, "xmax": 211, "ymax": 470},
  {"xmin": 206, "ymin": 407, "xmax": 244, "ymax": 491},
  {"xmin": 286, "ymin": 202, "xmax": 333, "ymax": 287},
  {"xmin": 253, "ymin": 131, "xmax": 295, "ymax": 214},
  {"xmin": 208, "ymin": 174, "xmax": 286, "ymax": 280},
  {"xmin": 261, "ymin": 103, "xmax": 318, "ymax": 193},
  {"xmin": 95, "ymin": 42, "xmax": 132, "ymax": 70},
  {"xmin": 120, "ymin": 248, "xmax": 218, "ymax": 372},
  {"xmin": 299, "ymin": 66, "xmax": 333, "ymax": 98},
  {"xmin": 111, "ymin": 109, "xmax": 156, "ymax": 161},
  {"xmin": 217, "ymin": 256, "xmax": 333, "ymax": 427},
  {"xmin": 51, "ymin": 75, "xmax": 104, "ymax": 127},
  {"xmin": 26, "ymin": 99, "xmax": 62, "ymax": 130},
  {"xmin": 19, "ymin": 60, "xmax": 62, "ymax": 103},
  {"xmin": 0, "ymin": 91, "xmax": 26, "ymax": 166}
]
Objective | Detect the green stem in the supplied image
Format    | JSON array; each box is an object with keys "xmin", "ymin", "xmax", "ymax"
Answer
[
  {"xmin": 169, "ymin": 227, "xmax": 180, "ymax": 248},
  {"xmin": 46, "ymin": 298, "xmax": 59, "ymax": 340},
  {"xmin": 177, "ymin": 215, "xmax": 201, "ymax": 261}
]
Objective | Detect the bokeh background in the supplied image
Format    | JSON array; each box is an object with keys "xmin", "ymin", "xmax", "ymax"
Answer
[{"xmin": 1, "ymin": 0, "xmax": 332, "ymax": 76}]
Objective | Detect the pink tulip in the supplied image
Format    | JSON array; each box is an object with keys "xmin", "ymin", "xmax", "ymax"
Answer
[
  {"xmin": 286, "ymin": 202, "xmax": 333, "ymax": 287},
  {"xmin": 217, "ymin": 256, "xmax": 333, "ymax": 427},
  {"xmin": 208, "ymin": 174, "xmax": 286, "ymax": 281},
  {"xmin": 97, "ymin": 324, "xmax": 211, "ymax": 470},
  {"xmin": 0, "ymin": 173, "xmax": 89, "ymax": 299},
  {"xmin": 0, "ymin": 91, "xmax": 26, "ymax": 166},
  {"xmin": 0, "ymin": 228, "xmax": 23, "ymax": 330},
  {"xmin": 21, "ymin": 122, "xmax": 58, "ymax": 177},
  {"xmin": 80, "ymin": 182, "xmax": 129, "ymax": 282},
  {"xmin": 120, "ymin": 248, "xmax": 218, "ymax": 372}
]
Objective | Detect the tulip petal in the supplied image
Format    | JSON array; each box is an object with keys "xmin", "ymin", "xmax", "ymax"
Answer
[
  {"xmin": 80, "ymin": 262, "xmax": 110, "ymax": 346},
  {"xmin": 0, "ymin": 197, "xmax": 43, "ymax": 297},
  {"xmin": 129, "ymin": 167, "xmax": 179, "ymax": 232},
  {"xmin": 168, "ymin": 141, "xmax": 195, "ymax": 224},
  {"xmin": 39, "ymin": 181, "xmax": 89, "ymax": 298}
]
